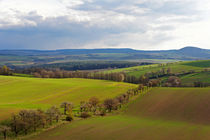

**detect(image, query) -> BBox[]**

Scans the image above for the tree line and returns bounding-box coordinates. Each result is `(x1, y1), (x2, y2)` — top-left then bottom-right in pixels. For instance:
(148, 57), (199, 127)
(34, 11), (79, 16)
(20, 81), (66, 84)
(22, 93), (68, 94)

(33, 69), (126, 82)
(0, 65), (13, 76)
(3, 64), (210, 87)
(32, 61), (150, 71)
(32, 69), (183, 87)
(12, 61), (151, 72)
(0, 104), (72, 139)
(32, 68), (210, 87)
(79, 85), (147, 118)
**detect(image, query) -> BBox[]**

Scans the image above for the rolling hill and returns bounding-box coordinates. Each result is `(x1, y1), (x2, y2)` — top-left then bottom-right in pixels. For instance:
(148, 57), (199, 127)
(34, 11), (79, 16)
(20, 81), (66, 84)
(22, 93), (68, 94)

(0, 47), (209, 67)
(0, 76), (136, 121)
(106, 60), (210, 86)
(107, 60), (210, 77)
(29, 87), (210, 140)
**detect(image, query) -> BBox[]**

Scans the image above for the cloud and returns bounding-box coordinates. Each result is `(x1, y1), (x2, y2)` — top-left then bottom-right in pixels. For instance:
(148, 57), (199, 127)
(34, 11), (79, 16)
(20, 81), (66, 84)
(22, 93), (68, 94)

(0, 0), (209, 50)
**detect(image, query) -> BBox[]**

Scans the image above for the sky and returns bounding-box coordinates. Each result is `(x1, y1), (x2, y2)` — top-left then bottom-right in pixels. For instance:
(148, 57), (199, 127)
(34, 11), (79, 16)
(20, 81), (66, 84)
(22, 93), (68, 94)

(0, 0), (210, 50)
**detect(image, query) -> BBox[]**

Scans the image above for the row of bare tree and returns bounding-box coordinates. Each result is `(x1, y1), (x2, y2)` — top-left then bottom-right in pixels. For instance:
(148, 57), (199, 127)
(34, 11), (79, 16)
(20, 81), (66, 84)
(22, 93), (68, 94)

(34, 70), (126, 82)
(78, 84), (147, 118)
(33, 69), (185, 87)
(0, 102), (75, 139)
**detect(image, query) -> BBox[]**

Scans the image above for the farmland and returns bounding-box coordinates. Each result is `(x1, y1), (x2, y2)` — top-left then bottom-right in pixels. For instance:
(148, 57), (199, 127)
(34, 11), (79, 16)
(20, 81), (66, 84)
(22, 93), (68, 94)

(0, 1), (210, 139)
(0, 60), (210, 140)
(107, 60), (210, 77)
(0, 76), (136, 121)
(180, 71), (210, 85)
(30, 88), (210, 140)
(105, 60), (210, 86)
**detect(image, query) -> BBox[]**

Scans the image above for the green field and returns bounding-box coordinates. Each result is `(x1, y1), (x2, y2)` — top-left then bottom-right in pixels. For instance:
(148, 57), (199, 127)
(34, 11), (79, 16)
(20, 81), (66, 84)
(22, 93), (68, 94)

(180, 71), (210, 85)
(30, 88), (210, 140)
(0, 76), (136, 121)
(183, 60), (210, 67)
(107, 60), (210, 77)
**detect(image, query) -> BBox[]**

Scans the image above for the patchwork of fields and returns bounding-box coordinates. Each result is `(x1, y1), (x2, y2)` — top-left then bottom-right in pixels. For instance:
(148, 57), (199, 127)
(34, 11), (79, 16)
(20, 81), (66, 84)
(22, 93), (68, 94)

(0, 60), (210, 140)
(0, 76), (136, 121)
(30, 88), (210, 140)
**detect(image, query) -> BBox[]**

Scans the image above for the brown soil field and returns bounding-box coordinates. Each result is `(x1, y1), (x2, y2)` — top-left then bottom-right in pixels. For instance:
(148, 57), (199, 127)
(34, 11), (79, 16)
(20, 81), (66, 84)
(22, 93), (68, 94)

(28, 87), (210, 140)
(127, 88), (210, 124)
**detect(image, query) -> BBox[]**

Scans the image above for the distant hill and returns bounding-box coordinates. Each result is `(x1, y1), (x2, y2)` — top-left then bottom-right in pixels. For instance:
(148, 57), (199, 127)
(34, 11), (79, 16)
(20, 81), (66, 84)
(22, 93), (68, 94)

(0, 46), (209, 55)
(0, 47), (209, 66)
(0, 48), (138, 56)
(177, 46), (210, 58)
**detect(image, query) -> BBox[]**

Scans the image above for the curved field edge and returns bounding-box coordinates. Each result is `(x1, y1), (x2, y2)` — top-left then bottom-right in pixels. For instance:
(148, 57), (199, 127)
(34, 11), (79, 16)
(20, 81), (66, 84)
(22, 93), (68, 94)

(0, 76), (136, 121)
(29, 87), (210, 140)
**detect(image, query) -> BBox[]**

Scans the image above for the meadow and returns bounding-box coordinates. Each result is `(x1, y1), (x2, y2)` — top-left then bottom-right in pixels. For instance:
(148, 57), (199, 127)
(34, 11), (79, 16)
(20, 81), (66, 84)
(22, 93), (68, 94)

(0, 76), (136, 121)
(29, 87), (210, 140)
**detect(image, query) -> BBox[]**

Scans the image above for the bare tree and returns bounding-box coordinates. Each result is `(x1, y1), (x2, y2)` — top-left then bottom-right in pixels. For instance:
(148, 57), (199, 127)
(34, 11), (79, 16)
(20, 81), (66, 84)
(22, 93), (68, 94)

(37, 109), (47, 128)
(46, 106), (61, 125)
(166, 76), (181, 87)
(89, 97), (100, 112)
(60, 102), (74, 115)
(10, 114), (22, 137)
(0, 125), (10, 139)
(103, 99), (118, 112)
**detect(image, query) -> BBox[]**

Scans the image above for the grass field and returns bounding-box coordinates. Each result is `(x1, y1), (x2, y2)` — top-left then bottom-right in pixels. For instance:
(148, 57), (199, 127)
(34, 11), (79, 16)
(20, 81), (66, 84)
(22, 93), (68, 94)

(183, 60), (210, 67)
(180, 71), (210, 85)
(0, 76), (136, 121)
(30, 88), (210, 140)
(107, 60), (210, 78)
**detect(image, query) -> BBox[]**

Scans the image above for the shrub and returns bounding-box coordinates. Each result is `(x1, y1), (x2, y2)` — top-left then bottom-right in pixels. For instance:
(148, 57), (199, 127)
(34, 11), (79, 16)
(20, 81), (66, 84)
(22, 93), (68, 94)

(94, 110), (106, 116)
(66, 114), (73, 122)
(103, 99), (119, 112)
(166, 76), (181, 87)
(80, 112), (91, 119)
(0, 125), (10, 140)
(89, 97), (100, 112)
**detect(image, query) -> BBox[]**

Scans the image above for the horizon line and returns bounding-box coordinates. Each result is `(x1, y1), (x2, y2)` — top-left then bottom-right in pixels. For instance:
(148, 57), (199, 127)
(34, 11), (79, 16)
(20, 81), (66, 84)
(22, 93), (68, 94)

(0, 46), (208, 52)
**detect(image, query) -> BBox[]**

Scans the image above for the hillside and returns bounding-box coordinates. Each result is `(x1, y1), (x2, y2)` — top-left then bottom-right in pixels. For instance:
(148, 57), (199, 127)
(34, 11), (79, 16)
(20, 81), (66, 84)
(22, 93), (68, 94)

(180, 71), (210, 85)
(108, 60), (210, 76)
(127, 88), (210, 124)
(106, 60), (210, 86)
(0, 76), (136, 121)
(30, 88), (210, 140)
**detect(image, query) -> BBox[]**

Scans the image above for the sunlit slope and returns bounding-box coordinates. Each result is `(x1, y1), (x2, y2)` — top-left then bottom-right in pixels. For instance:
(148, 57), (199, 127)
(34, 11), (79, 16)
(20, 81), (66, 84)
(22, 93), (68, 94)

(180, 71), (210, 85)
(107, 60), (210, 77)
(0, 76), (136, 120)
(30, 87), (210, 140)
